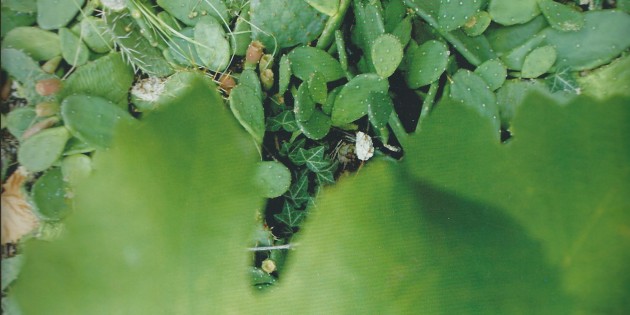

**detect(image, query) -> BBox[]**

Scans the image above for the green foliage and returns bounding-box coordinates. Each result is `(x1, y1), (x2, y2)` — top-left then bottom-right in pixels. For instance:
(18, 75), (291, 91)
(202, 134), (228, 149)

(331, 73), (389, 126)
(156, 0), (228, 26)
(78, 16), (114, 53)
(1, 26), (60, 61)
(287, 46), (345, 82)
(489, 0), (541, 25)
(59, 27), (88, 66)
(538, 0), (584, 31)
(36, 0), (85, 30)
(521, 45), (556, 79)
(474, 58), (507, 91)
(32, 167), (72, 220)
(404, 39), (449, 88)
(61, 95), (136, 149)
(463, 11), (491, 37)
(370, 34), (403, 78)
(17, 127), (69, 172)
(449, 69), (500, 133)
(194, 16), (231, 72)
(254, 161), (292, 198)
(229, 85), (265, 145)
(296, 108), (332, 140)
(250, 0), (328, 51)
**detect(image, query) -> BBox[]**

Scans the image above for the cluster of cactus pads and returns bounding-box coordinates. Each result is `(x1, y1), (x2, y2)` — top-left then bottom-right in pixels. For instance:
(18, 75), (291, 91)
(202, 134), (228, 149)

(1, 0), (629, 294)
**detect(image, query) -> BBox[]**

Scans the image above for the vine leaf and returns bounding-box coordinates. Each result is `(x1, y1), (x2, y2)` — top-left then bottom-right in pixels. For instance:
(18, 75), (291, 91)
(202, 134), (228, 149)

(274, 202), (305, 228)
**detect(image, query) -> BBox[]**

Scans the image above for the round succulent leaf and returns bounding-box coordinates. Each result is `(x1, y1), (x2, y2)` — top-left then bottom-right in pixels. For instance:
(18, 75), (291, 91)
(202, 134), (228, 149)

(254, 161), (292, 198)
(437, 0), (483, 31)
(405, 40), (449, 89)
(18, 127), (70, 173)
(368, 92), (394, 129)
(61, 154), (92, 187)
(61, 95), (136, 149)
(541, 10), (630, 71)
(322, 85), (342, 116)
(79, 16), (114, 53)
(331, 74), (389, 126)
(308, 71), (327, 104)
(538, 0), (584, 32)
(6, 107), (37, 139)
(228, 85), (265, 145)
(474, 59), (507, 91)
(371, 34), (403, 78)
(489, 0), (541, 26)
(278, 54), (291, 95)
(294, 83), (316, 122)
(32, 167), (72, 220)
(194, 16), (231, 72)
(37, 0), (85, 30)
(168, 28), (204, 67)
(250, 0), (328, 50)
(463, 11), (492, 37)
(522, 45), (556, 79)
(287, 46), (344, 82)
(59, 28), (88, 66)
(1, 27), (61, 61)
(296, 109), (332, 140)
(450, 69), (500, 133)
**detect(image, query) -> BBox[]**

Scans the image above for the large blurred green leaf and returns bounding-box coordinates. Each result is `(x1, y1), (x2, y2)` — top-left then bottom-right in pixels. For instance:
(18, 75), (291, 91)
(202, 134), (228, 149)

(15, 82), (629, 314)
(14, 75), (262, 313)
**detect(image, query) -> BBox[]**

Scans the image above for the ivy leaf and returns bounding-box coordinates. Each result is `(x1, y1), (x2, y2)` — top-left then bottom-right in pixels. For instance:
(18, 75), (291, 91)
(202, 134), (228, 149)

(266, 111), (298, 132)
(545, 67), (581, 94)
(274, 202), (305, 228)
(315, 162), (337, 185)
(284, 170), (310, 207)
(281, 137), (306, 159)
(290, 146), (331, 172)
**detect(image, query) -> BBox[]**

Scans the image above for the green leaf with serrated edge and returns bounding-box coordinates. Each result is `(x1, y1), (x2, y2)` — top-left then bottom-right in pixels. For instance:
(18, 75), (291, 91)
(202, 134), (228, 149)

(229, 85), (265, 145)
(308, 72), (327, 105)
(37, 0), (85, 30)
(522, 45), (556, 79)
(489, 0), (540, 26)
(450, 69), (500, 134)
(194, 16), (231, 72)
(332, 74), (389, 126)
(14, 76), (261, 314)
(288, 46), (344, 82)
(371, 34), (403, 78)
(474, 59), (507, 91)
(274, 202), (305, 228)
(61, 95), (136, 149)
(368, 92), (393, 129)
(538, 0), (584, 32)
(32, 167), (72, 220)
(267, 111), (298, 132)
(18, 127), (70, 173)
(59, 52), (134, 104)
(577, 54), (630, 100)
(284, 170), (310, 207)
(59, 27), (88, 66)
(278, 54), (291, 95)
(1, 27), (60, 61)
(254, 161), (292, 198)
(296, 109), (332, 140)
(405, 40), (449, 89)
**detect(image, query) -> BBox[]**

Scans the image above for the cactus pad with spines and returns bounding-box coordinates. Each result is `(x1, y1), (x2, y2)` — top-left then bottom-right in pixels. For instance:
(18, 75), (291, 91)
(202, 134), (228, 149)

(405, 39), (449, 89)
(194, 16), (231, 72)
(371, 34), (403, 78)
(287, 46), (344, 82)
(32, 168), (72, 220)
(37, 0), (85, 30)
(437, 0), (483, 31)
(18, 127), (70, 173)
(156, 0), (228, 27)
(538, 0), (584, 32)
(229, 85), (265, 145)
(250, 0), (328, 51)
(488, 0), (540, 26)
(521, 45), (556, 79)
(254, 161), (292, 198)
(296, 108), (331, 140)
(331, 74), (389, 126)
(367, 92), (394, 129)
(294, 83), (316, 122)
(474, 59), (507, 91)
(450, 69), (500, 134)
(79, 17), (114, 53)
(307, 71), (327, 105)
(59, 28), (88, 66)
(2, 27), (61, 61)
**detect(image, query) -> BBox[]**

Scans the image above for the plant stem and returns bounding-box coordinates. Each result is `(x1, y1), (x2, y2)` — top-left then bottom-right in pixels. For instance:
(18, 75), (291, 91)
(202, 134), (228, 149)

(316, 0), (352, 50)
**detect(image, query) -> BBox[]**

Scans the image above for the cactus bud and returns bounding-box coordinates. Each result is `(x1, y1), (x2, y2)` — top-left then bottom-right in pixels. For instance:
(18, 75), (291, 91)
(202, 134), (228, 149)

(219, 74), (236, 95)
(245, 40), (265, 68)
(261, 259), (276, 274)
(35, 102), (60, 117)
(42, 56), (63, 74)
(260, 69), (274, 91)
(259, 54), (274, 71)
(35, 78), (62, 96)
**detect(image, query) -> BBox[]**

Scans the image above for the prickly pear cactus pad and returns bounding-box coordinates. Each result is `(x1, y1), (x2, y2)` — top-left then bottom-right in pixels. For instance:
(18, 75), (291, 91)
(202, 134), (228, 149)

(1, 0), (629, 314)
